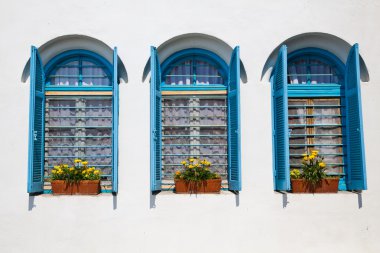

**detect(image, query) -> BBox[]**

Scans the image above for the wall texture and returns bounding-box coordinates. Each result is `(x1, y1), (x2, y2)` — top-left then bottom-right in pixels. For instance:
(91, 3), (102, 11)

(0, 0), (379, 252)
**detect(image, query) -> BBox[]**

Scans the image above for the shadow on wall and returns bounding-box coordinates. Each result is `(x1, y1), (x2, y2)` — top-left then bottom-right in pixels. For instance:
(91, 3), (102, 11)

(21, 34), (128, 84)
(261, 32), (370, 82)
(142, 33), (248, 83)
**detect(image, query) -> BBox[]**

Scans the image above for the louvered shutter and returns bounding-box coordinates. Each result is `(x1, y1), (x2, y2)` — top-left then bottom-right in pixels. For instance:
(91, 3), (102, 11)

(150, 47), (162, 191)
(345, 44), (367, 190)
(227, 47), (242, 191)
(27, 46), (45, 193)
(112, 47), (119, 193)
(272, 45), (290, 191)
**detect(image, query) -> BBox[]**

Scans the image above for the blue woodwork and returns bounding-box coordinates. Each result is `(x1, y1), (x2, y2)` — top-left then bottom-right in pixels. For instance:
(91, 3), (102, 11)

(150, 46), (162, 192)
(344, 44), (367, 190)
(112, 47), (119, 193)
(28, 46), (45, 193)
(227, 47), (242, 191)
(271, 45), (290, 191)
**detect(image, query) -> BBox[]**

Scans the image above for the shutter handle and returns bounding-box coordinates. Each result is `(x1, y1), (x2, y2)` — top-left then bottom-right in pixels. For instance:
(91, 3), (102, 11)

(33, 131), (38, 141)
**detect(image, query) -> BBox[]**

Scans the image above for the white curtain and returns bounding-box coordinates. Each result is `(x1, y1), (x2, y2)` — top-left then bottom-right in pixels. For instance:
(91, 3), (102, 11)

(162, 97), (228, 180)
(165, 60), (223, 85)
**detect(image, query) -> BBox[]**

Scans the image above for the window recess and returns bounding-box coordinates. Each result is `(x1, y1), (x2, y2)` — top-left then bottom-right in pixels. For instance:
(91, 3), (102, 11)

(161, 95), (228, 190)
(44, 95), (114, 193)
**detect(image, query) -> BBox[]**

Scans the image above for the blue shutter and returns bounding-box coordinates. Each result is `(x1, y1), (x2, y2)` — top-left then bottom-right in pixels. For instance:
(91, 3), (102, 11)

(272, 45), (290, 191)
(27, 46), (45, 193)
(227, 47), (241, 191)
(112, 47), (119, 193)
(150, 47), (162, 191)
(345, 44), (367, 190)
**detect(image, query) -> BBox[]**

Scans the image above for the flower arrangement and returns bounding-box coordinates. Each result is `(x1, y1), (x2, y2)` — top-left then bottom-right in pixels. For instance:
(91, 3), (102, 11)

(174, 157), (220, 182)
(51, 159), (101, 183)
(290, 150), (328, 186)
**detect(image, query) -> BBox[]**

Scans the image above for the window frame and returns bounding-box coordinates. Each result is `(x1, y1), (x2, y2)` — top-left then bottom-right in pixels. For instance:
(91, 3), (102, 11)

(27, 47), (119, 194)
(150, 47), (241, 193)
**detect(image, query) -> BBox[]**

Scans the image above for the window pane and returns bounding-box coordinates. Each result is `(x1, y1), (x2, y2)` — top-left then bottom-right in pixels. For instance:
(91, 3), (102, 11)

(164, 59), (224, 86)
(44, 96), (113, 192)
(288, 98), (344, 175)
(288, 57), (342, 85)
(161, 96), (228, 188)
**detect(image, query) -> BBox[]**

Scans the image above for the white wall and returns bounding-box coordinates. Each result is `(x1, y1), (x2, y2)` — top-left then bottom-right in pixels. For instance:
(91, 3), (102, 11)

(0, 0), (380, 252)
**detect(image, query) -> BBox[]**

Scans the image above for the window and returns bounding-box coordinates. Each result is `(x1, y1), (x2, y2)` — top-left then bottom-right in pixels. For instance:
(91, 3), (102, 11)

(27, 47), (119, 194)
(150, 47), (241, 192)
(271, 45), (367, 191)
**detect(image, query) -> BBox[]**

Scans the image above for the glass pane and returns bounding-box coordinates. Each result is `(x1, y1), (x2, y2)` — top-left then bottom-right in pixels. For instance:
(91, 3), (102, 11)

(44, 96), (113, 191)
(161, 96), (228, 185)
(288, 56), (342, 85)
(164, 59), (224, 86)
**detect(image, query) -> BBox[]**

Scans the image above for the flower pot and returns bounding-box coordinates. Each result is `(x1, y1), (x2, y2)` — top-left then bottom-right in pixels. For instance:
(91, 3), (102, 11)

(291, 178), (340, 193)
(174, 179), (221, 194)
(51, 180), (100, 195)
(51, 180), (79, 195)
(78, 180), (100, 195)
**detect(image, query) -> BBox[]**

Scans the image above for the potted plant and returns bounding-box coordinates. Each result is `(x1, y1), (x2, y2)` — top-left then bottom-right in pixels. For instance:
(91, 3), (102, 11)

(290, 150), (339, 193)
(174, 157), (221, 194)
(51, 159), (101, 195)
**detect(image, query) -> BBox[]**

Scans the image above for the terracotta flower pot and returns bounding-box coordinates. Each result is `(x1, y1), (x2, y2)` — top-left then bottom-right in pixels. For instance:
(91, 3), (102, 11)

(51, 180), (100, 195)
(175, 179), (221, 194)
(51, 180), (79, 195)
(291, 178), (340, 193)
(78, 180), (101, 195)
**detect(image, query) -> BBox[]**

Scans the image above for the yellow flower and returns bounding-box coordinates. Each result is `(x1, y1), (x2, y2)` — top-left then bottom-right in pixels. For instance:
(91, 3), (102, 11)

(63, 164), (69, 168)
(74, 159), (82, 163)
(303, 156), (309, 161)
(94, 170), (100, 175)
(54, 166), (60, 170)
(189, 158), (195, 163)
(188, 165), (194, 169)
(181, 161), (187, 165)
(319, 162), (326, 168)
(312, 150), (319, 155)
(309, 155), (315, 160)
(82, 170), (86, 174)
(51, 169), (56, 174)
(175, 171), (181, 175)
(201, 160), (207, 165)
(69, 167), (74, 171)
(88, 167), (94, 171)
(82, 161), (88, 165)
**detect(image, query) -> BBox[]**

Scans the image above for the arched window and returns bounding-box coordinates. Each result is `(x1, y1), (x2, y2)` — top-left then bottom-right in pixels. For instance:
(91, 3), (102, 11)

(27, 48), (119, 194)
(150, 48), (241, 192)
(271, 45), (367, 192)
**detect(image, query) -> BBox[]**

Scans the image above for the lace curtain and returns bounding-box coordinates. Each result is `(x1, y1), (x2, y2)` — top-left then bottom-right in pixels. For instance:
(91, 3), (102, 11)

(288, 98), (343, 174)
(162, 96), (228, 181)
(45, 97), (113, 187)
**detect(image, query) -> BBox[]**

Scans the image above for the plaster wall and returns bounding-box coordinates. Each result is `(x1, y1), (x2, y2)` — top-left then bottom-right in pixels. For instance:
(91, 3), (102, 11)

(0, 0), (379, 252)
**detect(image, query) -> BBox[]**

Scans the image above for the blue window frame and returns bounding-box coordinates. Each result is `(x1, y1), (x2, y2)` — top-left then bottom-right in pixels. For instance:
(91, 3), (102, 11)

(150, 47), (241, 192)
(271, 45), (367, 191)
(27, 47), (119, 194)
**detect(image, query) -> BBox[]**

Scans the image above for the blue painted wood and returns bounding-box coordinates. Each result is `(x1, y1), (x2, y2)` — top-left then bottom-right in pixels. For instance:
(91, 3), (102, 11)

(227, 46), (241, 191)
(112, 47), (119, 193)
(150, 46), (162, 191)
(271, 45), (290, 191)
(345, 44), (367, 190)
(28, 46), (45, 193)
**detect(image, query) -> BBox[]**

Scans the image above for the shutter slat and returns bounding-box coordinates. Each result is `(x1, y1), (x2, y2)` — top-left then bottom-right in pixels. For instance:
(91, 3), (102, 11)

(345, 44), (367, 190)
(150, 47), (162, 191)
(28, 46), (45, 193)
(112, 47), (119, 193)
(272, 45), (290, 191)
(227, 47), (241, 191)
